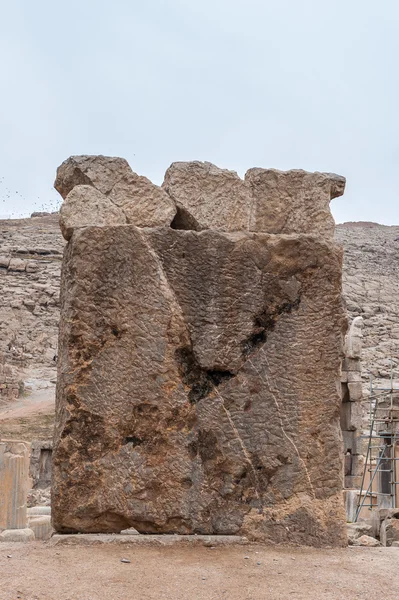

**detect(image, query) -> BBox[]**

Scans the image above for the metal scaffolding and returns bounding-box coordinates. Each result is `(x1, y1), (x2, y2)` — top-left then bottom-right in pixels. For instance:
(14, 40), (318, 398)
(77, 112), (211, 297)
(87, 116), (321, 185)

(355, 368), (399, 521)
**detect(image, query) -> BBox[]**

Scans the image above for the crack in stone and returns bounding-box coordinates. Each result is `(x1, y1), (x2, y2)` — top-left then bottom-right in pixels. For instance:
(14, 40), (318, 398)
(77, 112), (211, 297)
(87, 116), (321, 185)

(212, 386), (264, 513)
(242, 298), (301, 357)
(247, 354), (316, 499)
(175, 346), (235, 404)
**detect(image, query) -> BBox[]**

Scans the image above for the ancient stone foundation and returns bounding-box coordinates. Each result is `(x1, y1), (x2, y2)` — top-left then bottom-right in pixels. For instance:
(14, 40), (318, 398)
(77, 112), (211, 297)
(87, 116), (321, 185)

(52, 156), (347, 546)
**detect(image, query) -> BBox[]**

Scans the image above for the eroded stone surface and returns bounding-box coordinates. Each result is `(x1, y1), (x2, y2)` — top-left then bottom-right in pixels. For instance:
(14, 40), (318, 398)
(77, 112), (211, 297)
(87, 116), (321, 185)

(246, 168), (345, 237)
(163, 162), (252, 232)
(0, 528), (35, 542)
(163, 162), (345, 237)
(60, 185), (127, 241)
(55, 155), (133, 199)
(0, 441), (30, 531)
(56, 156), (176, 239)
(52, 225), (346, 546)
(108, 172), (176, 228)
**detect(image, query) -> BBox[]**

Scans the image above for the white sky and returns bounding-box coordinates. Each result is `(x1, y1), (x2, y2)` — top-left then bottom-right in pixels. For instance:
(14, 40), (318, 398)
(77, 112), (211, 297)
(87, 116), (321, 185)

(1, 0), (398, 224)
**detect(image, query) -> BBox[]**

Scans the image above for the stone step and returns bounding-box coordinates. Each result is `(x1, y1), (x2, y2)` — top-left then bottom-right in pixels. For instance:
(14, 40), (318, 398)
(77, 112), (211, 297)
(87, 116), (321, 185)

(50, 534), (249, 547)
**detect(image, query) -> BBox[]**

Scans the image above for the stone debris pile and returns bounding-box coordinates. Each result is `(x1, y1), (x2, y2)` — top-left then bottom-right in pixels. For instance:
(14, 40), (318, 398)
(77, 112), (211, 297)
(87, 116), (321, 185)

(52, 156), (347, 546)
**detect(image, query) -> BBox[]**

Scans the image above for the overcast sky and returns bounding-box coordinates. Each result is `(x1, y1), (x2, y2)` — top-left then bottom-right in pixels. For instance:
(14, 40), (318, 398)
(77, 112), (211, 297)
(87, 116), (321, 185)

(1, 0), (398, 224)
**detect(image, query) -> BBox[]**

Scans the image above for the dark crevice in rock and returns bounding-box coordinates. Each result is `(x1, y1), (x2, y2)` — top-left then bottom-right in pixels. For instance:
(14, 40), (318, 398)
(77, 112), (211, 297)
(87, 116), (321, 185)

(242, 297), (301, 357)
(123, 436), (142, 446)
(170, 204), (202, 231)
(175, 347), (234, 404)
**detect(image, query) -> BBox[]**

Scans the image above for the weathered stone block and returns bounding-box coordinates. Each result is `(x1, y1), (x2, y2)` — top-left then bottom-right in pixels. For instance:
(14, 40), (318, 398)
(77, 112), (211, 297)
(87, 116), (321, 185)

(345, 316), (363, 359)
(245, 168), (345, 237)
(0, 441), (30, 530)
(342, 358), (361, 372)
(0, 256), (10, 268)
(344, 475), (362, 489)
(347, 371), (362, 383)
(28, 515), (53, 540)
(163, 162), (345, 237)
(380, 517), (399, 546)
(8, 258), (26, 272)
(52, 225), (346, 546)
(348, 382), (363, 401)
(30, 440), (52, 489)
(342, 431), (357, 454)
(0, 528), (35, 542)
(340, 402), (363, 432)
(60, 185), (127, 240)
(56, 156), (176, 240)
(352, 534), (380, 546)
(55, 155), (133, 198)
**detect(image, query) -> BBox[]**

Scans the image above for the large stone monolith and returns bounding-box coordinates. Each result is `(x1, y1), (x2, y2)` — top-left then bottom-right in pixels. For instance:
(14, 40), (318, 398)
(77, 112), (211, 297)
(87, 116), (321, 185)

(52, 156), (347, 547)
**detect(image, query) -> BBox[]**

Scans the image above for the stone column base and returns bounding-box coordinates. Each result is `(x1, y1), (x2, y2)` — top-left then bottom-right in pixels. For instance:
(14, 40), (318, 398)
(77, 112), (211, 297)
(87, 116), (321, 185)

(0, 528), (35, 542)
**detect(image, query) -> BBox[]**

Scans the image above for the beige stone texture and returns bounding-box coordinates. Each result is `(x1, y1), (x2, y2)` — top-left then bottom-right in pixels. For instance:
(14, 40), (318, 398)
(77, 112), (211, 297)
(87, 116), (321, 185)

(28, 515), (53, 540)
(163, 161), (345, 237)
(56, 156), (176, 240)
(60, 185), (127, 241)
(52, 225), (346, 546)
(0, 441), (30, 530)
(55, 155), (133, 199)
(8, 258), (26, 272)
(163, 161), (252, 232)
(245, 169), (345, 237)
(335, 223), (399, 386)
(380, 517), (399, 546)
(108, 172), (176, 228)
(345, 316), (363, 359)
(351, 534), (380, 547)
(0, 527), (35, 542)
(347, 382), (363, 401)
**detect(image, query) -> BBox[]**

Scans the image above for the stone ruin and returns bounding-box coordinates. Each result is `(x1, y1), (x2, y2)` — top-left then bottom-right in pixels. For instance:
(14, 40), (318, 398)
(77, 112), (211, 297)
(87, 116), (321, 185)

(0, 353), (22, 405)
(51, 155), (348, 546)
(0, 440), (35, 541)
(340, 317), (365, 521)
(0, 440), (53, 542)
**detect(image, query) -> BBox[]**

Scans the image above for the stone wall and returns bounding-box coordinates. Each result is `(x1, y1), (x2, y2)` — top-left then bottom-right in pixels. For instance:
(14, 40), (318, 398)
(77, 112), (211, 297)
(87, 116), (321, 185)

(335, 223), (399, 384)
(52, 156), (347, 546)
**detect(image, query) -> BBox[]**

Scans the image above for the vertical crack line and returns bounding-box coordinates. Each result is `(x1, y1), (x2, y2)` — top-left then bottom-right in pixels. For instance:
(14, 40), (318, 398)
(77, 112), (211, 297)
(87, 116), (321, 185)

(212, 387), (263, 512)
(248, 354), (316, 499)
(247, 185), (255, 232)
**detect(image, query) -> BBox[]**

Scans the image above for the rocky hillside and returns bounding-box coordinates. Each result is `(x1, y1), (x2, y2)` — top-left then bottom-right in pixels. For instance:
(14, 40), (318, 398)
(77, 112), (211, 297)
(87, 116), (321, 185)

(0, 217), (397, 440)
(335, 223), (399, 384)
(0, 214), (64, 438)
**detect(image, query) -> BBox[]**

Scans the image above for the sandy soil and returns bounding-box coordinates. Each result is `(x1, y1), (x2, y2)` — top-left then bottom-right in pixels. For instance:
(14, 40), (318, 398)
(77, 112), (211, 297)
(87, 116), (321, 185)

(0, 387), (55, 422)
(0, 384), (55, 440)
(0, 542), (397, 600)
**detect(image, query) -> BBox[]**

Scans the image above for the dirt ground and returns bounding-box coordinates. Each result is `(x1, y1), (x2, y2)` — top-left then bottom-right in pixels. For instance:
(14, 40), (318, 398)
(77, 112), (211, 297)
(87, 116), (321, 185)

(0, 542), (398, 600)
(0, 385), (55, 441)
